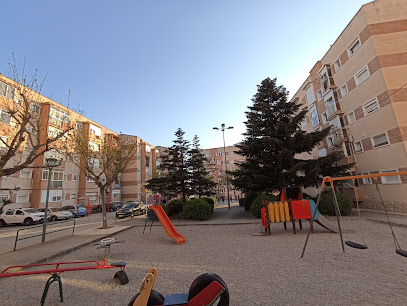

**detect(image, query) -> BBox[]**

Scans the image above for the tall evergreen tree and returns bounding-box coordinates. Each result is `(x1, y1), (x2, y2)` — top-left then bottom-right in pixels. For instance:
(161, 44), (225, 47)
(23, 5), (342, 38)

(188, 135), (217, 197)
(151, 128), (191, 203)
(231, 77), (350, 194)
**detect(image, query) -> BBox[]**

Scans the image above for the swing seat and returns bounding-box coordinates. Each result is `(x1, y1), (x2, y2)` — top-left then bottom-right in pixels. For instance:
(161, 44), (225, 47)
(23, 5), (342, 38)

(345, 241), (368, 249)
(396, 249), (407, 258)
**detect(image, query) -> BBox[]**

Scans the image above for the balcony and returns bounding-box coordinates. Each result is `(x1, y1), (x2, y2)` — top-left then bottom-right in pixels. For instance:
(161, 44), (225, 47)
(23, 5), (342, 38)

(338, 155), (356, 167)
(332, 127), (348, 145)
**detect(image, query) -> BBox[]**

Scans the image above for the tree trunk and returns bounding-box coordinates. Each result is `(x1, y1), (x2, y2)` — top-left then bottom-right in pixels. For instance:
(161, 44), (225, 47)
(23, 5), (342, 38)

(100, 187), (108, 229)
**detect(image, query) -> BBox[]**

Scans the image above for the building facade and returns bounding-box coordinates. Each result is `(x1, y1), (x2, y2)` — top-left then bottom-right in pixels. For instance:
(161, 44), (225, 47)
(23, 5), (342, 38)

(292, 0), (407, 212)
(0, 74), (157, 210)
(201, 146), (244, 201)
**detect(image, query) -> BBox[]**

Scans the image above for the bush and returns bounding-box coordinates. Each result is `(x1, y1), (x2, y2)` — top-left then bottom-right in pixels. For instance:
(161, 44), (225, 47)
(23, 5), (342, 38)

(183, 199), (212, 221)
(250, 193), (280, 218)
(202, 197), (215, 214)
(243, 192), (258, 212)
(318, 190), (353, 216)
(166, 199), (184, 217)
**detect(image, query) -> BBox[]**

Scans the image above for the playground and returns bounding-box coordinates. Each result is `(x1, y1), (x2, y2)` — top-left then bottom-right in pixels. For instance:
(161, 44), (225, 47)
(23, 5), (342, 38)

(1, 204), (406, 305)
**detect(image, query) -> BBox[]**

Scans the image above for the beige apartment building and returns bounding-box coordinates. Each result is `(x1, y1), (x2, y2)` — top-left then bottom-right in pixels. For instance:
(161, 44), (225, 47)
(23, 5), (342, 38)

(201, 146), (244, 201)
(0, 74), (157, 210)
(292, 0), (407, 212)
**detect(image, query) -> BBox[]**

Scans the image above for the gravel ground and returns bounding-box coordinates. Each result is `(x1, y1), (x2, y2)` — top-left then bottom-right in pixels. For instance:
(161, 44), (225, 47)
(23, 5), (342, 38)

(1, 217), (407, 305)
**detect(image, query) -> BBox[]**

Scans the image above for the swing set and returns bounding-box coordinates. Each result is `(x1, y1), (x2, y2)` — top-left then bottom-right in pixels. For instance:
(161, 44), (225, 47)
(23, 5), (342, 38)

(301, 171), (407, 258)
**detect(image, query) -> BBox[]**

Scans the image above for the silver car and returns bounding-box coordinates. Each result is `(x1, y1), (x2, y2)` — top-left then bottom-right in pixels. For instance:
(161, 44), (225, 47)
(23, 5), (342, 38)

(40, 207), (73, 221)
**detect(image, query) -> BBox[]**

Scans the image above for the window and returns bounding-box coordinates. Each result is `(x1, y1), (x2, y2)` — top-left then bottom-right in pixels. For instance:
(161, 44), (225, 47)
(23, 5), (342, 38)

(347, 112), (356, 124)
(41, 190), (62, 202)
(206, 153), (211, 158)
(16, 194), (29, 203)
(318, 148), (327, 157)
(327, 136), (334, 148)
(380, 170), (401, 184)
(0, 81), (16, 100)
(305, 84), (316, 107)
(112, 191), (120, 198)
(87, 175), (95, 182)
(321, 112), (328, 124)
(301, 118), (307, 128)
(363, 98), (379, 116)
(309, 106), (319, 127)
(48, 126), (63, 138)
(216, 152), (222, 156)
(354, 141), (363, 153)
(42, 170), (64, 188)
(70, 193), (78, 200)
(20, 169), (32, 179)
(348, 37), (361, 57)
(145, 145), (151, 153)
(372, 133), (389, 148)
(334, 59), (341, 71)
(319, 65), (334, 93)
(72, 174), (79, 181)
(0, 194), (9, 202)
(89, 124), (101, 137)
(354, 66), (370, 86)
(316, 90), (322, 101)
(0, 109), (11, 125)
(30, 104), (40, 113)
(0, 136), (8, 150)
(219, 188), (224, 193)
(6, 210), (14, 215)
(23, 146), (31, 155)
(340, 84), (348, 97)
(76, 122), (83, 130)
(88, 141), (100, 151)
(88, 158), (100, 168)
(361, 173), (372, 184)
(325, 96), (337, 117)
(49, 106), (69, 127)
(217, 160), (222, 165)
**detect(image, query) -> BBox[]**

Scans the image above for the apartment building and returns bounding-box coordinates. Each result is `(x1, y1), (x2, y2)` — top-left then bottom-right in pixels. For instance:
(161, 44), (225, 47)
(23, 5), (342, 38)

(0, 74), (157, 209)
(292, 0), (407, 212)
(201, 146), (244, 201)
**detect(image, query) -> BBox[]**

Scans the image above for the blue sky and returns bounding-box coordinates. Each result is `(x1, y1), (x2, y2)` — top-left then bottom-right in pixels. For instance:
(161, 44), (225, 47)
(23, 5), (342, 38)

(1, 0), (369, 149)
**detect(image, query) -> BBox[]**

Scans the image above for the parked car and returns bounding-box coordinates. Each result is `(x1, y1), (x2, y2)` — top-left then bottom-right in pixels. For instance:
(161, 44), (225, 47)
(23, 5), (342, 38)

(106, 201), (124, 212)
(116, 202), (146, 219)
(61, 205), (87, 218)
(39, 207), (73, 221)
(0, 208), (47, 226)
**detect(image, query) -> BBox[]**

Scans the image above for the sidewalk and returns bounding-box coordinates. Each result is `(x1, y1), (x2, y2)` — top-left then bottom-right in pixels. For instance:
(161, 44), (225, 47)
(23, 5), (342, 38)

(0, 203), (406, 272)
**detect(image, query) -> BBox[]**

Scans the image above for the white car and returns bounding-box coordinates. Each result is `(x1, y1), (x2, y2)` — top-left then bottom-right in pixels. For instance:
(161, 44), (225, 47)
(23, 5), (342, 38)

(40, 207), (73, 221)
(0, 208), (47, 226)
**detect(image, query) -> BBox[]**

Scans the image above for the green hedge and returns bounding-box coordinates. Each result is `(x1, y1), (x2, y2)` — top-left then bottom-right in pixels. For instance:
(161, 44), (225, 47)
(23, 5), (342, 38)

(166, 199), (184, 217)
(183, 199), (212, 221)
(318, 190), (353, 216)
(243, 192), (258, 212)
(202, 197), (215, 214)
(251, 193), (280, 218)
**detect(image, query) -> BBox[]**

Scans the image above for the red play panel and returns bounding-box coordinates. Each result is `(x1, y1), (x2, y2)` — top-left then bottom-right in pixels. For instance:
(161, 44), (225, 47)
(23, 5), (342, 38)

(291, 200), (311, 220)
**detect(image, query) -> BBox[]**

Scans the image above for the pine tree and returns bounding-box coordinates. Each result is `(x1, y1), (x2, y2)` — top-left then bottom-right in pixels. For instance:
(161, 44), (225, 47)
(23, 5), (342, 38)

(188, 135), (217, 197)
(152, 128), (191, 203)
(231, 77), (350, 194)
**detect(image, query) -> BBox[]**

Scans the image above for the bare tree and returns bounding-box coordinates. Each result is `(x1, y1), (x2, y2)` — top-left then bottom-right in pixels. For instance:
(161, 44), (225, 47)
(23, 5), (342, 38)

(0, 60), (77, 177)
(67, 130), (138, 229)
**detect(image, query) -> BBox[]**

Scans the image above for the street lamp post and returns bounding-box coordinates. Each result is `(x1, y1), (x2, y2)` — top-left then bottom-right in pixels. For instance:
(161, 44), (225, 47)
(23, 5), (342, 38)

(213, 123), (234, 210)
(41, 157), (60, 243)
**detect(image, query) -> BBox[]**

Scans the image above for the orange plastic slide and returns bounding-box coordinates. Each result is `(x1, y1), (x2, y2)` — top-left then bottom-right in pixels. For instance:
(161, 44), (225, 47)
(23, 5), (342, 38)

(149, 205), (186, 245)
